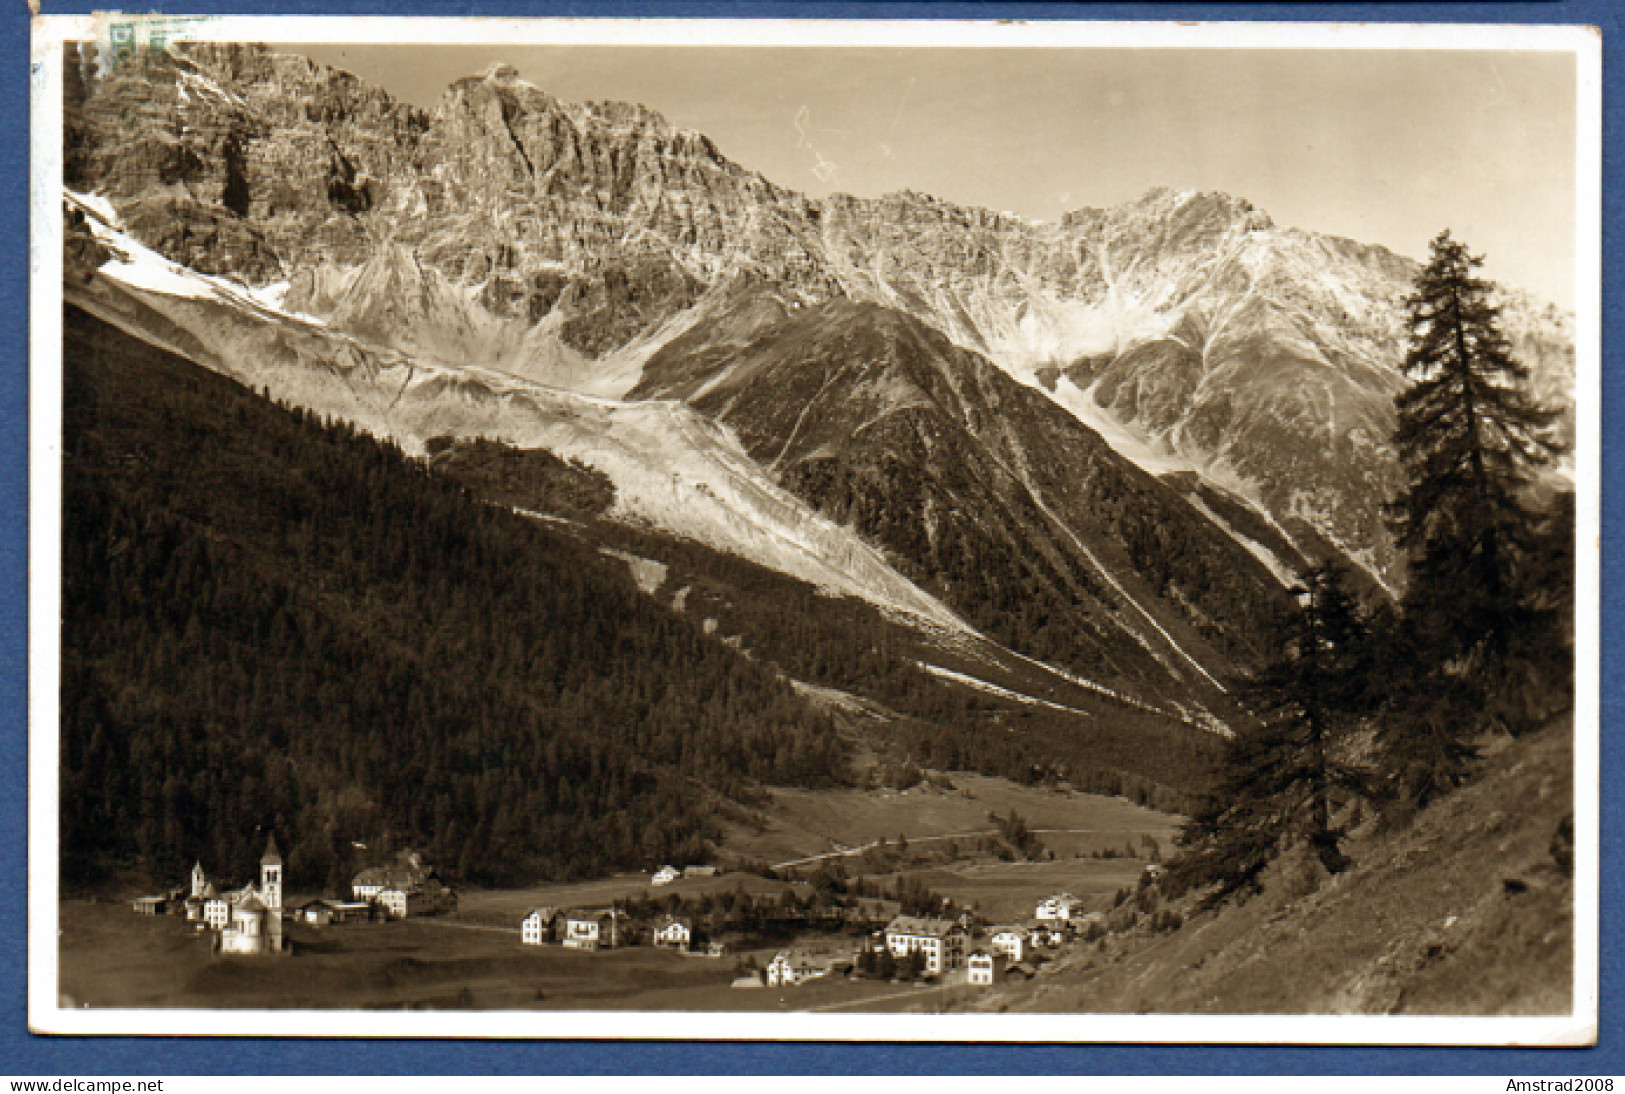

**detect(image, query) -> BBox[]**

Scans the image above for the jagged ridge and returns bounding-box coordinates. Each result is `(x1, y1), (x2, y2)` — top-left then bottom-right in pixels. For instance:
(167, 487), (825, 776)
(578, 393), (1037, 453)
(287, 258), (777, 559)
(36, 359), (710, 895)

(64, 40), (1574, 588)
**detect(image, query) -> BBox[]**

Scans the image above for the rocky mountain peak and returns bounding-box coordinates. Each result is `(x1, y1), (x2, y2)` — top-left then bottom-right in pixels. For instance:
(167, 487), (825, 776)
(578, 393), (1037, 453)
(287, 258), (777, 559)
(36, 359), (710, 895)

(67, 42), (1573, 592)
(479, 61), (524, 82)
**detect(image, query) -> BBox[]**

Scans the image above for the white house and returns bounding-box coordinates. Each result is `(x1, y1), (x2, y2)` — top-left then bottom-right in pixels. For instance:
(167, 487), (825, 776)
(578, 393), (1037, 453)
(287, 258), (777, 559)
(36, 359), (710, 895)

(351, 851), (434, 903)
(765, 951), (836, 987)
(883, 915), (966, 975)
(1029, 921), (1067, 948)
(966, 949), (1005, 986)
(204, 896), (231, 930)
(651, 916), (692, 949)
(765, 951), (796, 987)
(651, 865), (681, 886)
(988, 926), (1027, 962)
(360, 864), (451, 916)
(521, 907), (560, 946)
(377, 888), (412, 919)
(1036, 893), (1082, 922)
(561, 909), (621, 951)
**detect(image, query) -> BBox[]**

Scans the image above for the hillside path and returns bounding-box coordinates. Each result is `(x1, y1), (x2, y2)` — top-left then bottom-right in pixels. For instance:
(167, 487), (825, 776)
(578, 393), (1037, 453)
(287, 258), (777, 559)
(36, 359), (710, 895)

(771, 826), (1120, 869)
(805, 982), (956, 1012)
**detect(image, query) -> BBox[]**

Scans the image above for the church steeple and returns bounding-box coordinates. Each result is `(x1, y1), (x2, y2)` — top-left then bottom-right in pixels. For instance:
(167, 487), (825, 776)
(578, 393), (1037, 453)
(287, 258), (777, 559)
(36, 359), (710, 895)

(259, 834), (283, 910)
(191, 861), (206, 899)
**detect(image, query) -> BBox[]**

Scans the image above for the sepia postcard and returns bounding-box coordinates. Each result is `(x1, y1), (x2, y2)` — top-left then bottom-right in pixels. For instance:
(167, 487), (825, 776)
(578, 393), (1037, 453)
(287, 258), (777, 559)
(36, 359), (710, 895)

(28, 15), (1601, 1043)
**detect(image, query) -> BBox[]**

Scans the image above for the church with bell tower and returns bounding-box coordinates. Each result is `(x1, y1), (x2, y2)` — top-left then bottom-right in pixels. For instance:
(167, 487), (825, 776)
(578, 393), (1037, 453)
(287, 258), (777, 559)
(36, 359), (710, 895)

(190, 832), (288, 956)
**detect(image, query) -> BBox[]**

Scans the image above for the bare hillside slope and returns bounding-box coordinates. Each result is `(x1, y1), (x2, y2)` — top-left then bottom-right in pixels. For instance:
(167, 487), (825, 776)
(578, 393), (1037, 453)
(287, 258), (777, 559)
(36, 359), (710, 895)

(983, 715), (1575, 1016)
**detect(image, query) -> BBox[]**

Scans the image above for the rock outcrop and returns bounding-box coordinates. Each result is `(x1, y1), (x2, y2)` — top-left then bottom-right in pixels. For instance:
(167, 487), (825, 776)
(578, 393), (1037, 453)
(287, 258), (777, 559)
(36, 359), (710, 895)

(66, 41), (1575, 586)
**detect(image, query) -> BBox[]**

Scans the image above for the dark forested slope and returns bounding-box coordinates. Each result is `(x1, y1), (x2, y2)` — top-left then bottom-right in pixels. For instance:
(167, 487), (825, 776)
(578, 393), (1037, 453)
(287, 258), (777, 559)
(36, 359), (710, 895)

(638, 295), (1293, 706)
(60, 305), (844, 892)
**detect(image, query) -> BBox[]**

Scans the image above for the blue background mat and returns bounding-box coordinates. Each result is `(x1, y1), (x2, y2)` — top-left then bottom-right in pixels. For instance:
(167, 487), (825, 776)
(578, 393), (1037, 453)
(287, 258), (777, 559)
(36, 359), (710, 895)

(5, 0), (1617, 1074)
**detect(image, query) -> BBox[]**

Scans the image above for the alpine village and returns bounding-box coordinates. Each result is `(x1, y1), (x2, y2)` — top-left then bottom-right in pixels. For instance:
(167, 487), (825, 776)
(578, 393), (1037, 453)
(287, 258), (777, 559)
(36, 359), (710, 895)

(57, 41), (1577, 1014)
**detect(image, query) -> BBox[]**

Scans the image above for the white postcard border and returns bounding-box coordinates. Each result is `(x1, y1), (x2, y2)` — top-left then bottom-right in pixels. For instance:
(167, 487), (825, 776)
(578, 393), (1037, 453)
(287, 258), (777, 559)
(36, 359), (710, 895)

(27, 14), (1603, 1045)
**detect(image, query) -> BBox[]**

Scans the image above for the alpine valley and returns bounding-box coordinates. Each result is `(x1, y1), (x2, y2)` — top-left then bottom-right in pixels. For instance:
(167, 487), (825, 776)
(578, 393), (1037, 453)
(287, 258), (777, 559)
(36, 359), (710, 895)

(60, 40), (1574, 915)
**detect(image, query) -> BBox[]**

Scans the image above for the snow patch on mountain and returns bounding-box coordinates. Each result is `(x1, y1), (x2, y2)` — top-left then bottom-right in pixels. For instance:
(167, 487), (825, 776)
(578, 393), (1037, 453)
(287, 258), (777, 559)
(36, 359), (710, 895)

(64, 193), (980, 641)
(80, 217), (224, 302)
(787, 678), (891, 721)
(1043, 375), (1194, 477)
(916, 663), (1096, 718)
(599, 548), (668, 595)
(1183, 493), (1300, 590)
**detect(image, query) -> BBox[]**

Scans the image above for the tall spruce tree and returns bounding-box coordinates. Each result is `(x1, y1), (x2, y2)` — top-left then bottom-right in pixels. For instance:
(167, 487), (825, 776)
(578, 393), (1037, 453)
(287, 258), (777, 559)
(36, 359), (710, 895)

(1383, 231), (1564, 796)
(1171, 563), (1372, 905)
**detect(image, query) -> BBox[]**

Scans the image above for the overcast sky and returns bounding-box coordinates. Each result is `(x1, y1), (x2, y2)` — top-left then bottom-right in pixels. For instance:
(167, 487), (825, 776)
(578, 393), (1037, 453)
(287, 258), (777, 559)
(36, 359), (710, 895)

(285, 43), (1579, 309)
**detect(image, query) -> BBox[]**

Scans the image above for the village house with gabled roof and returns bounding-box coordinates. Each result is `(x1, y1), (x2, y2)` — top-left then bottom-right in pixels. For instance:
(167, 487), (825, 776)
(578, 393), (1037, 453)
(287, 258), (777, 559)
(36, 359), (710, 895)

(561, 908), (622, 950)
(376, 879), (455, 919)
(706, 931), (746, 958)
(1028, 920), (1067, 948)
(521, 906), (561, 946)
(203, 895), (231, 930)
(765, 950), (839, 987)
(1004, 960), (1038, 981)
(1036, 893), (1083, 923)
(883, 914), (966, 975)
(966, 948), (1005, 986)
(651, 915), (692, 950)
(287, 896), (375, 926)
(351, 850), (432, 902)
(987, 924), (1029, 962)
(765, 951), (796, 987)
(351, 850), (454, 919)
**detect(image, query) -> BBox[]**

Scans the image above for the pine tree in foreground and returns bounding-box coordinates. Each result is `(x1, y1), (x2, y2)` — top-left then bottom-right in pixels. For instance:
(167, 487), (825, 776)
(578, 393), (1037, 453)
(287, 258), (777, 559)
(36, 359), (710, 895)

(1171, 563), (1373, 906)
(1382, 231), (1566, 802)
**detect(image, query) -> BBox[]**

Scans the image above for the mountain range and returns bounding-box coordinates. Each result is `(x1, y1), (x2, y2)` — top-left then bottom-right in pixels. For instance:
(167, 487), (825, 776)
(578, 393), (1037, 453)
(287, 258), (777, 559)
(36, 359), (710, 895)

(63, 40), (1575, 741)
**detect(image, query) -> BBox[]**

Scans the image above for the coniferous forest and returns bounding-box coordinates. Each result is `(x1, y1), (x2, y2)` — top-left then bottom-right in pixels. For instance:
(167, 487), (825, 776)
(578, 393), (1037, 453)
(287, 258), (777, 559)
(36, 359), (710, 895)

(60, 232), (1571, 911)
(1168, 233), (1575, 906)
(61, 303), (1221, 896)
(60, 305), (846, 891)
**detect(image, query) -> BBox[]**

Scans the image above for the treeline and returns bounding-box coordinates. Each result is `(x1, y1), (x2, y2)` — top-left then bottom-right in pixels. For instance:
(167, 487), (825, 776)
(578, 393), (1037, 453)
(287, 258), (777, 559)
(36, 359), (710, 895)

(608, 864), (953, 937)
(60, 306), (846, 892)
(887, 708), (1215, 816)
(1170, 232), (1575, 907)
